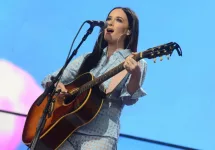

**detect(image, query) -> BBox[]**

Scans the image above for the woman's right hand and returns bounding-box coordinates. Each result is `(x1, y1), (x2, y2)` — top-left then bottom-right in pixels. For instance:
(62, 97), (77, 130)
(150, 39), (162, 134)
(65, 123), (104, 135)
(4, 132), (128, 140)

(55, 82), (68, 93)
(45, 81), (68, 93)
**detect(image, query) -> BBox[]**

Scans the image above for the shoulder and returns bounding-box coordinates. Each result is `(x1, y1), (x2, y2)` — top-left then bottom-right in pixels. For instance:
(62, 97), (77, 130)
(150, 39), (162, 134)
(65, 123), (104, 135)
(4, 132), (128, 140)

(79, 52), (91, 59)
(72, 52), (91, 62)
(139, 59), (147, 65)
(139, 59), (147, 69)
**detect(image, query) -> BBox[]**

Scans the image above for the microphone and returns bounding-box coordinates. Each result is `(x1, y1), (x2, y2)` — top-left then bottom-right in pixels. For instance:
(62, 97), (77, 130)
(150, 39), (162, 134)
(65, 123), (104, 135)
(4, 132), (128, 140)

(86, 20), (108, 29)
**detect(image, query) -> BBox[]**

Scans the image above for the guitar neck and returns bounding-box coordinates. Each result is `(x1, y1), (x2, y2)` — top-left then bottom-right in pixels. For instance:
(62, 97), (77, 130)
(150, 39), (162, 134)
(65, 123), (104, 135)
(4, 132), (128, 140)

(78, 41), (182, 94)
(78, 52), (143, 93)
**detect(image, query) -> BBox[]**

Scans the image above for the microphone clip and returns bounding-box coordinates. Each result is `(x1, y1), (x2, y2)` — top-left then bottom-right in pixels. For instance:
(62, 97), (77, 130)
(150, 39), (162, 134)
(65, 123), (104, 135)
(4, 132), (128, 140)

(86, 20), (107, 29)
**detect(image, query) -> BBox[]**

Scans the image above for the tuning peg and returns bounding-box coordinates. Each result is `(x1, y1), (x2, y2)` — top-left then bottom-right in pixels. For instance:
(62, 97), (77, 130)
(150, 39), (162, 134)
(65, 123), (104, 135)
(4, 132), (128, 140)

(153, 58), (156, 63)
(160, 56), (163, 61)
(166, 55), (170, 60)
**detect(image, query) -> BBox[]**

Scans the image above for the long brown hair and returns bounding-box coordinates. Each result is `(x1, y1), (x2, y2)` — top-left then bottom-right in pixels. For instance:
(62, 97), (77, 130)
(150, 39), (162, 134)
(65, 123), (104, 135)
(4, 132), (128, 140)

(77, 7), (139, 76)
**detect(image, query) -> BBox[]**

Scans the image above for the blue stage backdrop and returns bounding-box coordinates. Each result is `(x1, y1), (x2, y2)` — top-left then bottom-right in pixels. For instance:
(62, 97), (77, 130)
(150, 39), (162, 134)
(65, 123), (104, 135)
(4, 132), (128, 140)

(0, 0), (214, 150)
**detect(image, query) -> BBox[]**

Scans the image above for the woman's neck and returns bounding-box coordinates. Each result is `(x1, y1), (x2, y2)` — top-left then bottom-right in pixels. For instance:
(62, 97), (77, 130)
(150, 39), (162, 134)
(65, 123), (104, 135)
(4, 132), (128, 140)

(107, 42), (124, 58)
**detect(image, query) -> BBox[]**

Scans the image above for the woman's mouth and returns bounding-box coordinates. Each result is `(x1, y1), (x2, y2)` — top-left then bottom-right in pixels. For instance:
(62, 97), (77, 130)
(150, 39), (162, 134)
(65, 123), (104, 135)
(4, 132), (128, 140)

(106, 28), (114, 34)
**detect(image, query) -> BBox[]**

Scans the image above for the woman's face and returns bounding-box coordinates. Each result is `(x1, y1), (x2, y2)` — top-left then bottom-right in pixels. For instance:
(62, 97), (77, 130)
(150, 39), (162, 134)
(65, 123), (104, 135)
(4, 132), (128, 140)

(104, 8), (129, 45)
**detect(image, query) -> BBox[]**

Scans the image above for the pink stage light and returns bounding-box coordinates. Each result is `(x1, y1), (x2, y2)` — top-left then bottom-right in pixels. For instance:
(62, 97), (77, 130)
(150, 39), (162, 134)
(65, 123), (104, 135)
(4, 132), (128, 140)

(0, 59), (43, 150)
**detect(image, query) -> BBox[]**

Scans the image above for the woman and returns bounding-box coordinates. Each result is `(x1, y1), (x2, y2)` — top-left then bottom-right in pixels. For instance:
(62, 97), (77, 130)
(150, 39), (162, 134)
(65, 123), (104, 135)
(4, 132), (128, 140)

(42, 6), (147, 150)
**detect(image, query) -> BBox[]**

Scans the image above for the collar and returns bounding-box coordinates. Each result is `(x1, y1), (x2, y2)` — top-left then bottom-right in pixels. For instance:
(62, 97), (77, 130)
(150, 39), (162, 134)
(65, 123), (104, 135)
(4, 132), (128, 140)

(102, 47), (132, 59)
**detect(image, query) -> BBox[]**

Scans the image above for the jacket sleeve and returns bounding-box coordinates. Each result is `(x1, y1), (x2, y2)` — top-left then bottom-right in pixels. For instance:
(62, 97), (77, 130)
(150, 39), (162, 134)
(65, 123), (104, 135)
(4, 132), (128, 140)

(120, 59), (147, 105)
(41, 53), (89, 88)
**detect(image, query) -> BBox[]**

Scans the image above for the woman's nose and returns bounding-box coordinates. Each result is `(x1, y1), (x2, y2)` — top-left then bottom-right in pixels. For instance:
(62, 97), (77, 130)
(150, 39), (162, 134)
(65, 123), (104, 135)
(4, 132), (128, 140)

(107, 19), (114, 26)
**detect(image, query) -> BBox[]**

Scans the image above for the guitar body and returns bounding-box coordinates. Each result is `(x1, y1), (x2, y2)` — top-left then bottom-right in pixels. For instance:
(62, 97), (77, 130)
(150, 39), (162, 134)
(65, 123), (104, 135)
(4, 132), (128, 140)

(22, 72), (105, 150)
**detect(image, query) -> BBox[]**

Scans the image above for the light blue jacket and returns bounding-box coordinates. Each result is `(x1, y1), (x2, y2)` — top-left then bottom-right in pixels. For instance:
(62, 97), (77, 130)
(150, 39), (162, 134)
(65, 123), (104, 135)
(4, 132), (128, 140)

(41, 47), (147, 139)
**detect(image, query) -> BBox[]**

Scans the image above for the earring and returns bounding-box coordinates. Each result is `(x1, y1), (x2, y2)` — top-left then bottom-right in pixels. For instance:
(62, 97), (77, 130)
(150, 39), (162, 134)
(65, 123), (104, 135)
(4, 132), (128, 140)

(127, 30), (131, 35)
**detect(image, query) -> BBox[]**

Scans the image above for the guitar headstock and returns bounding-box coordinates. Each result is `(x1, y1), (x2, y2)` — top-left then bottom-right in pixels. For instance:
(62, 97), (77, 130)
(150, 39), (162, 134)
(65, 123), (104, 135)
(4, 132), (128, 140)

(140, 42), (182, 63)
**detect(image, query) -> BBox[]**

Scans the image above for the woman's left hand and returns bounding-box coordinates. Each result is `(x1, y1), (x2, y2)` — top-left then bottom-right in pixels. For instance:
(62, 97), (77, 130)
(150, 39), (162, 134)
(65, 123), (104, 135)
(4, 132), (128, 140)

(123, 53), (141, 76)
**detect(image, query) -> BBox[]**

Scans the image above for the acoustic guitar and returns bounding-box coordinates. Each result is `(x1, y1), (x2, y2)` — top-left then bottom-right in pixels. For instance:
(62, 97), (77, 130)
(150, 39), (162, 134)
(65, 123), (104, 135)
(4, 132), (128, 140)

(22, 42), (182, 149)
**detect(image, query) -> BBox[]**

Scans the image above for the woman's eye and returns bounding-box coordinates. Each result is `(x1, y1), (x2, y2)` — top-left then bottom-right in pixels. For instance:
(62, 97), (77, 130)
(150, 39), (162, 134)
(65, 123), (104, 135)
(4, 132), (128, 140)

(116, 18), (122, 22)
(106, 17), (111, 21)
(106, 17), (122, 23)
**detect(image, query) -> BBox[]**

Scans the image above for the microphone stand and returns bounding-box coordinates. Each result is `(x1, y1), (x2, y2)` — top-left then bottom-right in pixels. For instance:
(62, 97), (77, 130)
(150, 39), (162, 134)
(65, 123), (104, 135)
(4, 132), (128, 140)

(29, 24), (95, 150)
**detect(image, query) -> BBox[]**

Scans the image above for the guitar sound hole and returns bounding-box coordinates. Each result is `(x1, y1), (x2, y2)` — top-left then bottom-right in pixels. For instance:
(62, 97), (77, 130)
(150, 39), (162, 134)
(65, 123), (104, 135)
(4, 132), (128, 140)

(64, 93), (77, 105)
